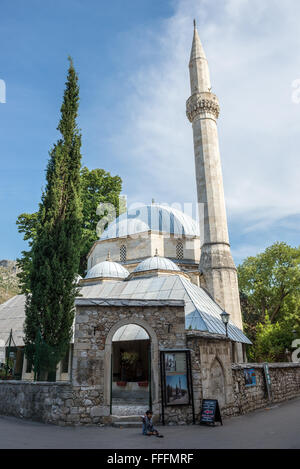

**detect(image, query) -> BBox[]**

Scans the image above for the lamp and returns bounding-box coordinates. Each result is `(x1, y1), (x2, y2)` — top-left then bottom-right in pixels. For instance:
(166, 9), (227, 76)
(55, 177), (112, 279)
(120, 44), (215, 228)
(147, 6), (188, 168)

(220, 311), (230, 338)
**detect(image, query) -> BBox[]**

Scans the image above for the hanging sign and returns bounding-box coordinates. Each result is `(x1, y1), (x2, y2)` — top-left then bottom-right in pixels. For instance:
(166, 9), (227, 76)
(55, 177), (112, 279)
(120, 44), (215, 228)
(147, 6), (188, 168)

(200, 399), (223, 426)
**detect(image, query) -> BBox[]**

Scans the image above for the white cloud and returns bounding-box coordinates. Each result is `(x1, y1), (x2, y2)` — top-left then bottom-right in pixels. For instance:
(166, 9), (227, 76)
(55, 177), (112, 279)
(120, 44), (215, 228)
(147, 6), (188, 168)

(108, 0), (300, 257)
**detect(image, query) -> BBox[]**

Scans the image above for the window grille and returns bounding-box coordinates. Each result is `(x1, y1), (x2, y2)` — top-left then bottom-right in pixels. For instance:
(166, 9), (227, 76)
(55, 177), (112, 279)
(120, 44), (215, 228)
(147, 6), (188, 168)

(120, 245), (127, 262)
(176, 242), (184, 260)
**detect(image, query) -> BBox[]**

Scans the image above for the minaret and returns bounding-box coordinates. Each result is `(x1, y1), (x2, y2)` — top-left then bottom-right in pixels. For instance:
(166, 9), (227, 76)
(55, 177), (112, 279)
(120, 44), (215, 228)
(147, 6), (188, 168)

(186, 21), (243, 330)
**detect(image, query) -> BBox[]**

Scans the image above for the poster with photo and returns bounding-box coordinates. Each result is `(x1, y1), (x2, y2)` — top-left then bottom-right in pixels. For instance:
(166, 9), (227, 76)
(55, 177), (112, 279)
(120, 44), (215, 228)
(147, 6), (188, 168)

(163, 351), (190, 406)
(244, 368), (257, 387)
(165, 373), (189, 405)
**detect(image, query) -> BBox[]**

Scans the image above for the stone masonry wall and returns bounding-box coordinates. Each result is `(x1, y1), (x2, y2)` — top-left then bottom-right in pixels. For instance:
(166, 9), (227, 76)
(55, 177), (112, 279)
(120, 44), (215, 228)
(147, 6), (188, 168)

(0, 381), (74, 425)
(228, 363), (300, 417)
(71, 302), (187, 425)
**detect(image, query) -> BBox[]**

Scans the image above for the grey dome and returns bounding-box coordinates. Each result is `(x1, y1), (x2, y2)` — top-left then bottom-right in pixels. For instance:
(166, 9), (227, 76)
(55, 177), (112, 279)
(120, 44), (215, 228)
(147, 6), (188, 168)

(85, 261), (129, 280)
(100, 204), (200, 240)
(134, 256), (180, 273)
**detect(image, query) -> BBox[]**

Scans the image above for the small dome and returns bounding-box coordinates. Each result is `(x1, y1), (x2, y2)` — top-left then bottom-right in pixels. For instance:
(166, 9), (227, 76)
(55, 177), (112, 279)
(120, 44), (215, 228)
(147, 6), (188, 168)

(134, 256), (180, 273)
(85, 260), (129, 280)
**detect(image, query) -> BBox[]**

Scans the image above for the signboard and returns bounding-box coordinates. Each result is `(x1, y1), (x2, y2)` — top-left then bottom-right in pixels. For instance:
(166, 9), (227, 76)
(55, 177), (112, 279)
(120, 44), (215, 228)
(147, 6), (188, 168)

(263, 363), (273, 402)
(200, 399), (223, 426)
(244, 368), (257, 387)
(160, 350), (195, 425)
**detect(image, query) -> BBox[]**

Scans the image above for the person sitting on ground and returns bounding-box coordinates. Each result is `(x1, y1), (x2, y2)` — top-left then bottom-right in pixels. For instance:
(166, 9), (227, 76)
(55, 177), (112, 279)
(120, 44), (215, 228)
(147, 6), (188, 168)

(142, 410), (163, 437)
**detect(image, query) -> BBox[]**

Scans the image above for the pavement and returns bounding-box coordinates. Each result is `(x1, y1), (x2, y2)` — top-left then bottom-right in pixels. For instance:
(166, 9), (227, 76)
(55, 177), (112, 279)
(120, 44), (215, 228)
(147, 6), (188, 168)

(0, 397), (300, 449)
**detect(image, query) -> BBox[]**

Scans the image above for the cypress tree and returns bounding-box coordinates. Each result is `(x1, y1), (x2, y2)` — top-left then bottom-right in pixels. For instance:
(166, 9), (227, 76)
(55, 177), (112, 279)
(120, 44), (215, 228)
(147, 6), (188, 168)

(24, 58), (82, 379)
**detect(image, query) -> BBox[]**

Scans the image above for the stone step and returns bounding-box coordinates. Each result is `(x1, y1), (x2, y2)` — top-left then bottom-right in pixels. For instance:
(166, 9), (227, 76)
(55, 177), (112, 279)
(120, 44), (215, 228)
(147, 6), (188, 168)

(112, 421), (142, 428)
(111, 405), (148, 416)
(111, 414), (142, 423)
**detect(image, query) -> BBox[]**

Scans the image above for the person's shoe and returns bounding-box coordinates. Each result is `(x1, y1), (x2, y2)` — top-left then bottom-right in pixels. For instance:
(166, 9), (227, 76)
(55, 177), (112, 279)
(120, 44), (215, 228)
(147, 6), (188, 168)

(156, 434), (164, 438)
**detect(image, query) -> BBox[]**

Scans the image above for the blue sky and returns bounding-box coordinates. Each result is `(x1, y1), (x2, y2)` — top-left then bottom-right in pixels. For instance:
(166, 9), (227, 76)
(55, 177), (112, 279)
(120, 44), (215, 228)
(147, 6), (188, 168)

(1, 0), (300, 264)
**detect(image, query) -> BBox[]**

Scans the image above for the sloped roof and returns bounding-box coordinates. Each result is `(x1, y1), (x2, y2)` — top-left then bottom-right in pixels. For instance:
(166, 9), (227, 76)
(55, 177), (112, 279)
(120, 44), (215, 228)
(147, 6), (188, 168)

(0, 275), (251, 346)
(80, 275), (251, 344)
(0, 295), (26, 346)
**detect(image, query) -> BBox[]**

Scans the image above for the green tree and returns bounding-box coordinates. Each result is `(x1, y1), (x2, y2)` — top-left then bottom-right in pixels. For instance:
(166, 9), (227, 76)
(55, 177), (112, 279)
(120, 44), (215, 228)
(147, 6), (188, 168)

(24, 58), (82, 379)
(250, 315), (297, 362)
(79, 167), (125, 274)
(17, 168), (125, 287)
(238, 242), (300, 361)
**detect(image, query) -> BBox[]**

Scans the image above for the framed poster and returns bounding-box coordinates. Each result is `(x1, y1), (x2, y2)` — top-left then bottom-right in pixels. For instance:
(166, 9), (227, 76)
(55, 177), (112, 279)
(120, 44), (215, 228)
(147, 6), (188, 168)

(244, 368), (257, 387)
(160, 350), (195, 425)
(162, 351), (190, 406)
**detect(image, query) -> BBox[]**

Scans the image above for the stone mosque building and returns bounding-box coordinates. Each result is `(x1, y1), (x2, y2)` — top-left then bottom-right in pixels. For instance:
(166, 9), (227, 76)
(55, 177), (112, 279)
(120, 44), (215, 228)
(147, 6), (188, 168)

(0, 23), (253, 425)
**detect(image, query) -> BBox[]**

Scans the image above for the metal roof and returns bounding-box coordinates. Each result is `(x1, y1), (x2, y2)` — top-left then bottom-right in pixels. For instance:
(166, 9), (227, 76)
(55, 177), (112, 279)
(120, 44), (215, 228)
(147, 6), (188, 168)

(79, 275), (251, 344)
(0, 295), (26, 346)
(85, 260), (129, 280)
(0, 275), (251, 347)
(134, 256), (180, 273)
(100, 204), (200, 240)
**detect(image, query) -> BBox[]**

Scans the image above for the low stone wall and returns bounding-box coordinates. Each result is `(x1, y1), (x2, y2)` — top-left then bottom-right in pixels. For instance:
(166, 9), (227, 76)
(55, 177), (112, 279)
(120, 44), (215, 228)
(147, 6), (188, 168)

(0, 381), (74, 425)
(229, 363), (300, 416)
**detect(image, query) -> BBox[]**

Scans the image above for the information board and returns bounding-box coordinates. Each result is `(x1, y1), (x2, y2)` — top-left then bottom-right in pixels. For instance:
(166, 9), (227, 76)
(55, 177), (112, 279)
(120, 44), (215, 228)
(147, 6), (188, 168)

(200, 399), (223, 426)
(164, 352), (190, 406)
(160, 350), (195, 425)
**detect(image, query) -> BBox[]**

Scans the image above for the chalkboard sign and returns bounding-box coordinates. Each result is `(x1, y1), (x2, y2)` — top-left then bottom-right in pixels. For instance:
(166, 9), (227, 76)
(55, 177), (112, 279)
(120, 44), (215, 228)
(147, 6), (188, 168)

(200, 399), (223, 426)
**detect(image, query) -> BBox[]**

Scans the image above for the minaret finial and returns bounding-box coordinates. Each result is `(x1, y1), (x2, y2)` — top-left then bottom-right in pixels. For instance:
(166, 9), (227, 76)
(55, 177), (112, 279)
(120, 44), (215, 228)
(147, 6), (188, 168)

(193, 18), (196, 29)
(106, 251), (111, 261)
(155, 248), (159, 257)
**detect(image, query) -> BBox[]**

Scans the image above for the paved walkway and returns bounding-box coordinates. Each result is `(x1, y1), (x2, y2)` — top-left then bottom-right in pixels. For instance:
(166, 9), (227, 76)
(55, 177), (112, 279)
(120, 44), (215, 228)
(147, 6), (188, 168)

(1, 398), (300, 449)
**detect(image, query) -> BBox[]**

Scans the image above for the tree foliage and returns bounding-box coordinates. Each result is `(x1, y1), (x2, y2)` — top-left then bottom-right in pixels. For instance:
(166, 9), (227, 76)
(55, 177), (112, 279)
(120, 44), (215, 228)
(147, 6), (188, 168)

(24, 58), (83, 378)
(238, 242), (300, 362)
(17, 168), (124, 287)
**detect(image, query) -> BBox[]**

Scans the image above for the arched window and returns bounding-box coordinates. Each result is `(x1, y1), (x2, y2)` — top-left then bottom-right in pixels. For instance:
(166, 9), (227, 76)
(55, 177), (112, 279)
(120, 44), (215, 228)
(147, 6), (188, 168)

(176, 242), (184, 260)
(120, 244), (127, 262)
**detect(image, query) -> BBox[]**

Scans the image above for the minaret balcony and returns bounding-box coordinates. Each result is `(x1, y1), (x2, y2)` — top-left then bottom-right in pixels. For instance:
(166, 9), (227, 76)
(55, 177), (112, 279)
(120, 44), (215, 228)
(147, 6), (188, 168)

(186, 92), (220, 122)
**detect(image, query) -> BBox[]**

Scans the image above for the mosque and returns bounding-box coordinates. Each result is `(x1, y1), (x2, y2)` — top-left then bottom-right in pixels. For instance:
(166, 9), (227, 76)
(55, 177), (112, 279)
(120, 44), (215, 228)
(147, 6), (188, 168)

(0, 23), (251, 424)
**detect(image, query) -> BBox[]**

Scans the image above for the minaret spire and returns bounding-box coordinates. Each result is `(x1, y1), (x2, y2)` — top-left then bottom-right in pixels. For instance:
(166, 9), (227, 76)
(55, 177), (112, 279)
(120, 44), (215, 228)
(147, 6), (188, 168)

(186, 24), (243, 335)
(189, 21), (211, 93)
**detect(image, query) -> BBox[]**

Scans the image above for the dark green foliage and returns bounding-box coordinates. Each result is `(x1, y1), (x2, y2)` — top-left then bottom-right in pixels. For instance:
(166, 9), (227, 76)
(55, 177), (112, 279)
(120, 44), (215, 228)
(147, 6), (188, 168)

(17, 168), (124, 284)
(24, 58), (82, 378)
(79, 167), (125, 274)
(238, 242), (300, 362)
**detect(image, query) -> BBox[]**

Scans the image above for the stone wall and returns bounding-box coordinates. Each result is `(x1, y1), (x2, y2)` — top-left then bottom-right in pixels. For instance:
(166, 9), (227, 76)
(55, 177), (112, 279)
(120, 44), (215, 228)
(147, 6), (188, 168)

(0, 381), (73, 424)
(229, 363), (300, 416)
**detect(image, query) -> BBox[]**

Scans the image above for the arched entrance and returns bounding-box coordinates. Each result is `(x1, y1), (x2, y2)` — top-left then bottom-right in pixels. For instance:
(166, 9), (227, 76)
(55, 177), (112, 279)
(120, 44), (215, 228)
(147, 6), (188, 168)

(111, 324), (151, 408)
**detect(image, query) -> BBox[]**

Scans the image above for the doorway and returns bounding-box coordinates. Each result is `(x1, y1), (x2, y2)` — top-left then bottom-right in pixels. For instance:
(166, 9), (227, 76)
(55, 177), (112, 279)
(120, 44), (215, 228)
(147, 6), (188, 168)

(111, 324), (151, 408)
